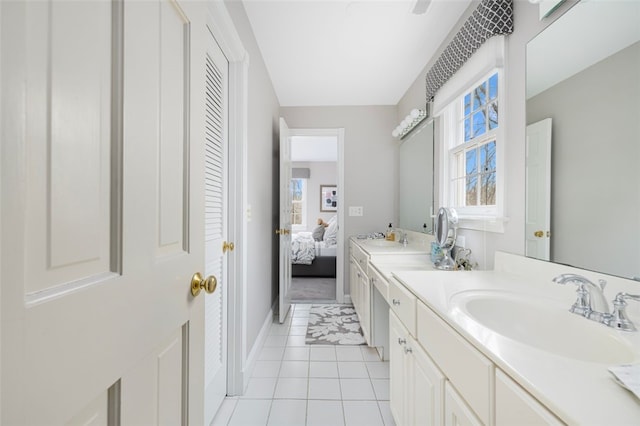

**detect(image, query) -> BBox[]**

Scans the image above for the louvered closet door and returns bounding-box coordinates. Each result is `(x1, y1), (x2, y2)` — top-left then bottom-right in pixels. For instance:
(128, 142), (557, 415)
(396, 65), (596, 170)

(204, 31), (229, 424)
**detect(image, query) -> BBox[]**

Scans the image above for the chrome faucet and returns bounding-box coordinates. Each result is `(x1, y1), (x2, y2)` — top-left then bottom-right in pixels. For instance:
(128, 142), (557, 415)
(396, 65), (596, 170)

(553, 273), (640, 332)
(552, 274), (609, 321)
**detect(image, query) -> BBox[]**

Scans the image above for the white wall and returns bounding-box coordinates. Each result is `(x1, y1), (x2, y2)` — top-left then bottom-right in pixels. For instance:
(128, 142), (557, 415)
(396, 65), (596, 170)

(224, 1), (281, 359)
(397, 0), (581, 270)
(281, 106), (398, 294)
(292, 161), (338, 230)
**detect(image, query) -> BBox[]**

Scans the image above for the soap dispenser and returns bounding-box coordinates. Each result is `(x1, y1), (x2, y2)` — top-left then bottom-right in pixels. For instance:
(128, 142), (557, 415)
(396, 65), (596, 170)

(386, 223), (396, 241)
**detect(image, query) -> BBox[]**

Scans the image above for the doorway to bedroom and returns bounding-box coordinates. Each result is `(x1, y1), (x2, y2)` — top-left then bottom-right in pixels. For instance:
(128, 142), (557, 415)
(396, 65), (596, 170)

(289, 132), (341, 303)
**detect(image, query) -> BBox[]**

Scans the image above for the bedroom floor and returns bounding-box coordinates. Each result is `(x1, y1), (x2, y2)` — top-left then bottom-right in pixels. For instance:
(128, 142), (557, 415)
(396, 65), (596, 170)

(211, 304), (394, 426)
(289, 277), (336, 302)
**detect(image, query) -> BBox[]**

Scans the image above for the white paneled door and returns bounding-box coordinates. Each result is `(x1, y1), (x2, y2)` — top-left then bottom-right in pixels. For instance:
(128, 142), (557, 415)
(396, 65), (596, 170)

(525, 118), (553, 261)
(0, 0), (223, 424)
(278, 118), (293, 323)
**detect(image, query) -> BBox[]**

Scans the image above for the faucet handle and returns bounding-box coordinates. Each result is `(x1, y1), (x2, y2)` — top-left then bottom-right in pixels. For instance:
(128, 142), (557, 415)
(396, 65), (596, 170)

(598, 279), (607, 291)
(608, 293), (640, 332)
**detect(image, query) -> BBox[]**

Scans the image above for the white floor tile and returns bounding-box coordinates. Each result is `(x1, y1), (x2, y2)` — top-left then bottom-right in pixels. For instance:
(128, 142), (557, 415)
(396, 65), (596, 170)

(307, 400), (345, 426)
(294, 304), (312, 311)
(343, 400), (384, 426)
(263, 335), (288, 347)
(336, 346), (364, 361)
(361, 346), (382, 361)
(211, 397), (238, 426)
(308, 378), (342, 400)
(337, 362), (369, 378)
(266, 399), (307, 426)
(228, 399), (271, 426)
(242, 377), (277, 399)
(371, 379), (390, 401)
(340, 378), (376, 400)
(292, 309), (310, 318)
(366, 362), (390, 379)
(283, 347), (310, 361)
(378, 401), (396, 426)
(288, 325), (308, 336)
(268, 323), (291, 336)
(309, 361), (339, 378)
(279, 360), (309, 378)
(274, 377), (308, 399)
(291, 317), (309, 326)
(309, 346), (336, 361)
(258, 346), (285, 361)
(252, 360), (281, 378)
(286, 335), (307, 347)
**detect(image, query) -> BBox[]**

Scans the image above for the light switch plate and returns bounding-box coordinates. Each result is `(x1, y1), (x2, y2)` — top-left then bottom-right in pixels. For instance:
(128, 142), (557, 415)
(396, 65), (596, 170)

(349, 206), (364, 216)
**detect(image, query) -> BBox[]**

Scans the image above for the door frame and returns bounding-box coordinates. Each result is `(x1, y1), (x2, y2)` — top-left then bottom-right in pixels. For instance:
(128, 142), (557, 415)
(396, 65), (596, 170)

(289, 128), (346, 303)
(205, 3), (248, 396)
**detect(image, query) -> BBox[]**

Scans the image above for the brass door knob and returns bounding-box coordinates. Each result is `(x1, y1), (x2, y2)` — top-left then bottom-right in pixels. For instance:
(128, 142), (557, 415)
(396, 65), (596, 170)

(223, 241), (235, 253)
(534, 230), (544, 238)
(275, 229), (290, 235)
(190, 272), (217, 297)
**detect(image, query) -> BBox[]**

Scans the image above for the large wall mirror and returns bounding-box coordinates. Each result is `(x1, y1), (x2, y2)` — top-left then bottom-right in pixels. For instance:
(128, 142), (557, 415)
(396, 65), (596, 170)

(399, 119), (435, 233)
(526, 0), (640, 279)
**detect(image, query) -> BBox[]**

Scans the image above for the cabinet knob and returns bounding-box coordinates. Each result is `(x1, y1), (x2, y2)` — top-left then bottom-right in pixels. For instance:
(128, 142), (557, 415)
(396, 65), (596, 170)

(392, 299), (401, 306)
(404, 347), (413, 354)
(398, 337), (406, 345)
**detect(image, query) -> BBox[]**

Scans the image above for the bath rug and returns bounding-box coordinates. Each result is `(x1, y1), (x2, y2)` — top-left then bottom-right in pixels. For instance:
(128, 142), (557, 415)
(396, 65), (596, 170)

(305, 304), (365, 345)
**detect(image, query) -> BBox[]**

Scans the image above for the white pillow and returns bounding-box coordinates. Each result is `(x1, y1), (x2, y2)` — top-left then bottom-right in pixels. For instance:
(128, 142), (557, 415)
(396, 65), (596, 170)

(323, 219), (338, 245)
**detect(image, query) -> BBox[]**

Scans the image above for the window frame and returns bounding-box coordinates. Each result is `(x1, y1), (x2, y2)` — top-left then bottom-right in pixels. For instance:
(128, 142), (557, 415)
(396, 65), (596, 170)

(291, 177), (307, 231)
(440, 69), (506, 231)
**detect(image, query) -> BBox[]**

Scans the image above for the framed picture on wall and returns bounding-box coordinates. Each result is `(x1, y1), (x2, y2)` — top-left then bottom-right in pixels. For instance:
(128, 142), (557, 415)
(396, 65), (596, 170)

(320, 185), (337, 212)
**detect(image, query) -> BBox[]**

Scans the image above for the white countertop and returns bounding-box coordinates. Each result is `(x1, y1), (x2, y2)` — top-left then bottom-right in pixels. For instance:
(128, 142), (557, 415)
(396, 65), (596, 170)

(392, 269), (640, 425)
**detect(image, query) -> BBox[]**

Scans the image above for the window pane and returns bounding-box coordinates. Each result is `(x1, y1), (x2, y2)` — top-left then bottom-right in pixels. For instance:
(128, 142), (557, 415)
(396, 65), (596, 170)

(464, 118), (471, 142)
(464, 93), (471, 116)
(466, 175), (478, 206)
(472, 110), (486, 138)
(488, 102), (498, 130)
(480, 172), (496, 205)
(292, 213), (302, 225)
(480, 141), (496, 172)
(291, 179), (303, 201)
(489, 73), (498, 100)
(473, 82), (486, 110)
(465, 149), (477, 175)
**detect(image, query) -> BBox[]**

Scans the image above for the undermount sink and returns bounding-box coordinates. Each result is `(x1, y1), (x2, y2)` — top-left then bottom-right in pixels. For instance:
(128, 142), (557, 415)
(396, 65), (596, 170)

(363, 239), (399, 248)
(452, 290), (636, 364)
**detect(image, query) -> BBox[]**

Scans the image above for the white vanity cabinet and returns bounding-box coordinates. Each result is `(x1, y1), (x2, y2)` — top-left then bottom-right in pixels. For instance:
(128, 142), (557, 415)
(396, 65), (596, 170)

(390, 311), (445, 426)
(495, 370), (563, 426)
(349, 241), (371, 344)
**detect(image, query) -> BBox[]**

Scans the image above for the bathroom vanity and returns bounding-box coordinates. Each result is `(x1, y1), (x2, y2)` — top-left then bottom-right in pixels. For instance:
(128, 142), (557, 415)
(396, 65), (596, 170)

(349, 236), (640, 425)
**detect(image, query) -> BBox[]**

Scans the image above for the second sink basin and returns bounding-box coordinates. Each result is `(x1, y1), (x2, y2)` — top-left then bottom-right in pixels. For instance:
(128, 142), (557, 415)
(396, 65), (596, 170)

(451, 290), (636, 364)
(362, 239), (399, 248)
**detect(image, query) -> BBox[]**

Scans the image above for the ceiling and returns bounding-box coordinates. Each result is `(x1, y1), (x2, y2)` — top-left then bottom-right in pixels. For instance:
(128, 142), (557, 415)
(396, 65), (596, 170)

(241, 0), (472, 106)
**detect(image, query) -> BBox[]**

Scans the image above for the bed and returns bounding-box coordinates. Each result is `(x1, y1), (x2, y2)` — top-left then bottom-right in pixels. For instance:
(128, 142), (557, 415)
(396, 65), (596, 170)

(291, 218), (338, 278)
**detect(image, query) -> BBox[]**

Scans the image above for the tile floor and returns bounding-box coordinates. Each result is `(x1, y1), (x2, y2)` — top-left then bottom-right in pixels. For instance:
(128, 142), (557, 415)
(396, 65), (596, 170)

(212, 304), (395, 426)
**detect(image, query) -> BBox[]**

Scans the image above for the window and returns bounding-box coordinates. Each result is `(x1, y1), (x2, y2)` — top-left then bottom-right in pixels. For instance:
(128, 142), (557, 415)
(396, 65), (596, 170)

(291, 178), (307, 229)
(443, 70), (504, 224)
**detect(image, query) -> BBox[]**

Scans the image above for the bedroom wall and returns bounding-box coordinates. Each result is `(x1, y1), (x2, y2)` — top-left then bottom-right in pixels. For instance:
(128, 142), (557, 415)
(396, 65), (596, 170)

(292, 161), (338, 231)
(396, 0), (580, 270)
(224, 1), (281, 367)
(281, 106), (398, 296)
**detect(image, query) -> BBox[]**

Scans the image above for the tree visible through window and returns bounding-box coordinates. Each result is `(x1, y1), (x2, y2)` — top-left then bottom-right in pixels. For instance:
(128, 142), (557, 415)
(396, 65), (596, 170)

(451, 72), (499, 209)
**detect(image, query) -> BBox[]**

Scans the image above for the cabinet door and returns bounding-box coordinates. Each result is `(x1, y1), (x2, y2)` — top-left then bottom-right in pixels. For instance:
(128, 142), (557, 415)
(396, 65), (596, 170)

(495, 369), (563, 426)
(408, 337), (445, 426)
(389, 311), (408, 425)
(359, 267), (371, 342)
(444, 382), (483, 426)
(350, 257), (359, 309)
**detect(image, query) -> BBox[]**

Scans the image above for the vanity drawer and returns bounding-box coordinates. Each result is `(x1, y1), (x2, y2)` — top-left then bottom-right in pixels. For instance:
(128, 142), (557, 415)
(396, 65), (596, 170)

(417, 301), (494, 425)
(389, 277), (417, 336)
(350, 241), (369, 274)
(368, 263), (389, 303)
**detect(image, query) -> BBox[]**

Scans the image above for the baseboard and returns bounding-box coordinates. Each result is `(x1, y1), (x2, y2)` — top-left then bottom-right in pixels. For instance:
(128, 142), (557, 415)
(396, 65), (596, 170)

(241, 300), (276, 393)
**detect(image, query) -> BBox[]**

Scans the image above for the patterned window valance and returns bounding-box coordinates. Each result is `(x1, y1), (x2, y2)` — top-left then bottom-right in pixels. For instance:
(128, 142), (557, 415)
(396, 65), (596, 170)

(425, 0), (514, 103)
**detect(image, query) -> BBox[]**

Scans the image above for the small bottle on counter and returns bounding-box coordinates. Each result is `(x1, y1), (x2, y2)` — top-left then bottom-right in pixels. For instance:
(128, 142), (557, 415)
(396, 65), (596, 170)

(385, 223), (396, 241)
